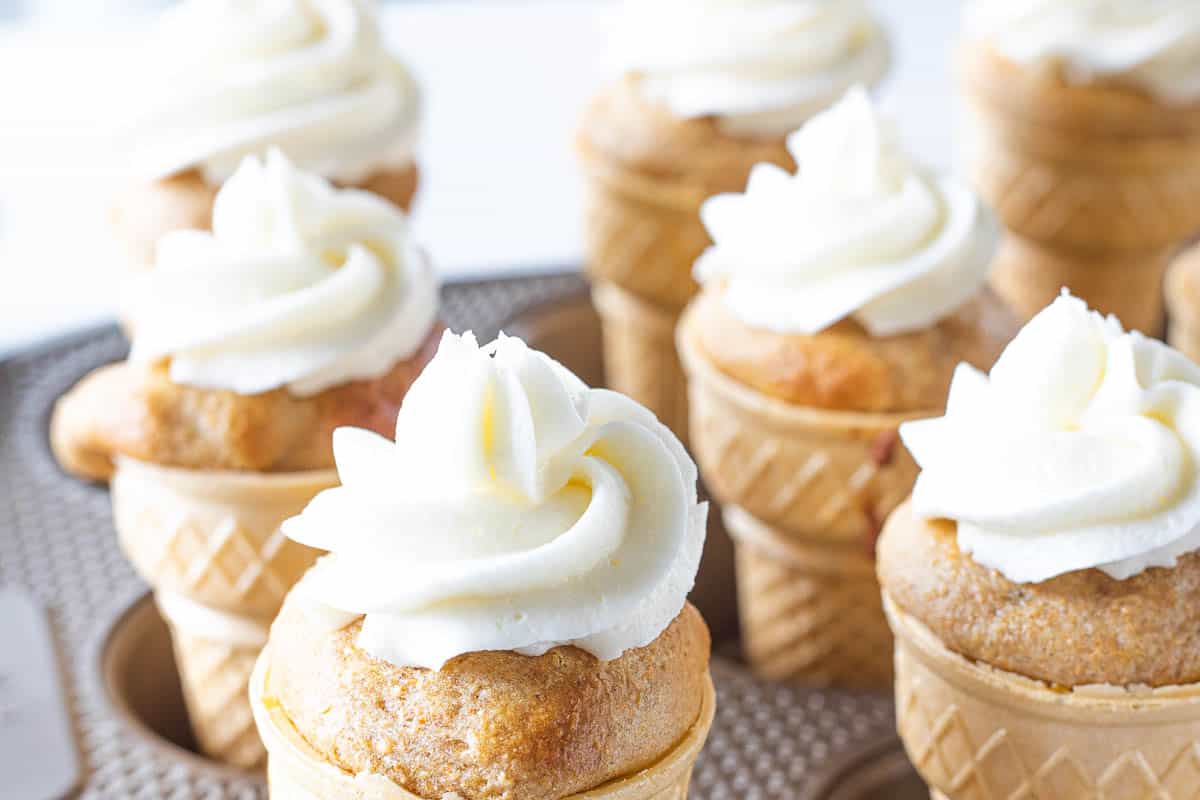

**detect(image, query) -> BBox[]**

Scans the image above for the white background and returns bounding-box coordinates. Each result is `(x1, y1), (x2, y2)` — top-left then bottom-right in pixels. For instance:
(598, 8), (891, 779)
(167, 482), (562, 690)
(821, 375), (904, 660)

(0, 0), (960, 354)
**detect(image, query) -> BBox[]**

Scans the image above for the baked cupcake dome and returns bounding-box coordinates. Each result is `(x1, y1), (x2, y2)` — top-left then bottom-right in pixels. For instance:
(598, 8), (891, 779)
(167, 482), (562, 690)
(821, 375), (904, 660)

(263, 592), (711, 800)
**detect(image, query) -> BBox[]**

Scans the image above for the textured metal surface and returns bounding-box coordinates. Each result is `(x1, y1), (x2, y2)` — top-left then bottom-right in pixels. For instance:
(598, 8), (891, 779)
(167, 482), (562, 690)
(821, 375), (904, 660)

(0, 271), (904, 799)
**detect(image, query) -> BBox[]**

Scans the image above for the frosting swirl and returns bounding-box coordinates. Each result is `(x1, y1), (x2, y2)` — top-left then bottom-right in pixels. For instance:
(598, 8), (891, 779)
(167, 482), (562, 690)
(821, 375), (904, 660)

(283, 331), (707, 670)
(902, 293), (1200, 584)
(694, 87), (996, 337)
(132, 0), (420, 182)
(617, 0), (889, 137)
(127, 150), (438, 397)
(965, 0), (1200, 103)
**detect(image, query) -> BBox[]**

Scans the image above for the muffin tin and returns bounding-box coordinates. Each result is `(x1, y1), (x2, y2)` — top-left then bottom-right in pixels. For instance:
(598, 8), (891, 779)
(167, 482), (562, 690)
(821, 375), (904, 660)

(0, 271), (921, 799)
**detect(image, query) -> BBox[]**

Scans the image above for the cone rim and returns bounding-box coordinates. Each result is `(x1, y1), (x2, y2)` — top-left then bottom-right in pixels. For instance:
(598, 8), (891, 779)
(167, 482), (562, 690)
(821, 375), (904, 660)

(885, 591), (1200, 723)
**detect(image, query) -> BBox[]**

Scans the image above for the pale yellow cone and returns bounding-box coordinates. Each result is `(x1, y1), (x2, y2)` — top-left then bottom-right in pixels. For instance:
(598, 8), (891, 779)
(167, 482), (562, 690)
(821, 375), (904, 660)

(990, 234), (1171, 336)
(962, 45), (1200, 253)
(157, 593), (271, 769)
(110, 457), (337, 767)
(251, 651), (716, 799)
(111, 457), (337, 619)
(593, 282), (689, 444)
(1166, 244), (1200, 363)
(677, 324), (926, 542)
(886, 593), (1200, 800)
(724, 506), (892, 688)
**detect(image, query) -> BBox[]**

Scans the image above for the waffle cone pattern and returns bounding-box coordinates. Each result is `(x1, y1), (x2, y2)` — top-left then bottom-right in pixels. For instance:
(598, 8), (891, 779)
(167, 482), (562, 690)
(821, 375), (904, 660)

(110, 457), (338, 619)
(593, 282), (689, 445)
(962, 47), (1200, 253)
(161, 611), (267, 769)
(886, 593), (1200, 800)
(1167, 248), (1200, 364)
(578, 139), (722, 312)
(724, 506), (891, 688)
(251, 652), (716, 799)
(990, 234), (1170, 336)
(678, 326), (925, 542)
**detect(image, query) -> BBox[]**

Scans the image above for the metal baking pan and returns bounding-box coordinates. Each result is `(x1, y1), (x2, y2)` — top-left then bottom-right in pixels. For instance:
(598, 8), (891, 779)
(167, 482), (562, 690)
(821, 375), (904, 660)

(0, 270), (921, 799)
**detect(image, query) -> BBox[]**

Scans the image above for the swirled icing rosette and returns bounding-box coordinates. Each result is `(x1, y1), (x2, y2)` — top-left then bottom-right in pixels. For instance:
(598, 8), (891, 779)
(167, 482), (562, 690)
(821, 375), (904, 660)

(131, 0), (420, 182)
(617, 0), (889, 136)
(283, 331), (708, 669)
(903, 293), (1200, 583)
(126, 150), (437, 396)
(694, 87), (996, 336)
(966, 0), (1200, 103)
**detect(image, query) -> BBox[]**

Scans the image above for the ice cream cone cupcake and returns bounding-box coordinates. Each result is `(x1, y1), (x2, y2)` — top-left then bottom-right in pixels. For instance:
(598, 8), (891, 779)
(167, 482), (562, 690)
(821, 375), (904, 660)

(881, 293), (1200, 799)
(1167, 242), (1200, 362)
(578, 0), (889, 441)
(51, 151), (441, 768)
(250, 331), (714, 799)
(112, 0), (421, 270)
(678, 89), (1017, 688)
(960, 1), (1200, 333)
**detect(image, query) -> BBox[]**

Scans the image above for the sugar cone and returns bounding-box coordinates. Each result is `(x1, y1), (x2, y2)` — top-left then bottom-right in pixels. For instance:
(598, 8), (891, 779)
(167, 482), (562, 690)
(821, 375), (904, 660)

(111, 457), (337, 619)
(251, 651), (715, 799)
(724, 505), (892, 688)
(593, 282), (689, 444)
(886, 593), (1200, 799)
(961, 45), (1200, 253)
(677, 322), (926, 542)
(110, 457), (337, 767)
(989, 234), (1170, 336)
(156, 592), (271, 769)
(1166, 244), (1200, 363)
(578, 144), (714, 312)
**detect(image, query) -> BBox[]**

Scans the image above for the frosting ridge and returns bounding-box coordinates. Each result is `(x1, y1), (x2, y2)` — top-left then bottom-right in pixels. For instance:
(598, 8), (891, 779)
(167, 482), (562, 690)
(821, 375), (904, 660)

(127, 150), (438, 397)
(694, 87), (996, 336)
(132, 0), (420, 182)
(283, 331), (707, 669)
(965, 0), (1200, 103)
(903, 293), (1200, 583)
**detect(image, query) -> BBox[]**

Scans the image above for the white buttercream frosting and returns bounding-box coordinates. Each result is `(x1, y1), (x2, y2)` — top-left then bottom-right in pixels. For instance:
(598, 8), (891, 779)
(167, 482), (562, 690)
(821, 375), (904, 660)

(902, 293), (1200, 584)
(965, 0), (1200, 103)
(131, 0), (420, 182)
(617, 0), (890, 136)
(126, 150), (438, 397)
(694, 87), (996, 337)
(282, 331), (707, 670)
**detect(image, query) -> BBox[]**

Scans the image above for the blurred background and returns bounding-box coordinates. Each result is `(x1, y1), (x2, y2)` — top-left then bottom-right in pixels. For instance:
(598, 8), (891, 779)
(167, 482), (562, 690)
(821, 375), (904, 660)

(0, 0), (954, 355)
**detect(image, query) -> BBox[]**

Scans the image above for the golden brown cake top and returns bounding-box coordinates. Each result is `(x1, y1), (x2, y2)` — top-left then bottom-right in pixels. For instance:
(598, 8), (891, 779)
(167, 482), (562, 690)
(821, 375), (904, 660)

(681, 286), (1017, 413)
(577, 77), (795, 193)
(961, 44), (1200, 137)
(878, 502), (1200, 688)
(50, 327), (439, 480)
(265, 598), (711, 800)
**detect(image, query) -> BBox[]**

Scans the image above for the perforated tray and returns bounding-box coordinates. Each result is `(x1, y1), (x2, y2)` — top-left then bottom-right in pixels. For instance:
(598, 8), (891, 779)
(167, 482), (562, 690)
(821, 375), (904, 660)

(0, 271), (918, 799)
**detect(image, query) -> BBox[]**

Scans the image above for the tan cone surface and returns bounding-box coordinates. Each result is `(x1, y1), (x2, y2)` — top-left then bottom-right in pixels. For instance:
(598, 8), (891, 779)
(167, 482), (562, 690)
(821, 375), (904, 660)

(593, 282), (689, 444)
(726, 506), (892, 689)
(888, 594), (1200, 800)
(679, 328), (925, 542)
